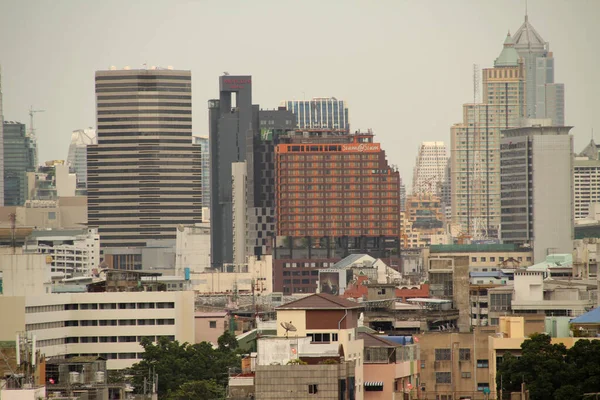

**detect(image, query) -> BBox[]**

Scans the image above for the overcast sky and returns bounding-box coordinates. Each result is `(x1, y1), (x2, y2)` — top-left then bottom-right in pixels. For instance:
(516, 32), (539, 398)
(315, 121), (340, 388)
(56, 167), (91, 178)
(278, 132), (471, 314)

(1, 0), (598, 188)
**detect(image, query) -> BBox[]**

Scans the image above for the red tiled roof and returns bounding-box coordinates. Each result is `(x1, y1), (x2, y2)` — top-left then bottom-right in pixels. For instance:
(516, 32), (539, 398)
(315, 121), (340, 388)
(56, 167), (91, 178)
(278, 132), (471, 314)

(276, 293), (362, 310)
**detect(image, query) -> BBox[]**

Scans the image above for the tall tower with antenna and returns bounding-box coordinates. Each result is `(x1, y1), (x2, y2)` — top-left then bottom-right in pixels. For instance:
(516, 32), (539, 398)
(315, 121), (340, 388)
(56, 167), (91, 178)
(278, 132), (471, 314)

(28, 106), (45, 168)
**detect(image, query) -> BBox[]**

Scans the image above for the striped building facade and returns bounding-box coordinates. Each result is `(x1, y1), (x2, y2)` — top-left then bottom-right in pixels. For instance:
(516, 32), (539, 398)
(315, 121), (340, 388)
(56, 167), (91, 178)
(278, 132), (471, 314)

(87, 68), (201, 247)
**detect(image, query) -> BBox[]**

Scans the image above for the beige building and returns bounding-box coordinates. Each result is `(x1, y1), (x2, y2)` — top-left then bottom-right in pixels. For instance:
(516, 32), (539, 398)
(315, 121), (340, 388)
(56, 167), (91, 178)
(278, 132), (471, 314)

(401, 194), (448, 248)
(451, 33), (526, 237)
(417, 326), (497, 399)
(194, 311), (227, 345)
(0, 196), (87, 231)
(88, 68), (201, 248)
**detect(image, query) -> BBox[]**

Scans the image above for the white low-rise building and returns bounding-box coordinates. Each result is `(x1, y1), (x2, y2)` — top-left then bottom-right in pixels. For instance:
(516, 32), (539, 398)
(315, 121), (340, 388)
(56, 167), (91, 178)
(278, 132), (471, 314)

(24, 228), (100, 277)
(24, 291), (195, 370)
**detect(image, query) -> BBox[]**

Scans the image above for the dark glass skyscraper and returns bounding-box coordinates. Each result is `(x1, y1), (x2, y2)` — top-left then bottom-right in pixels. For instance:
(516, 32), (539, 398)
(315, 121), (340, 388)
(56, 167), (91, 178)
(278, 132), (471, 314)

(209, 75), (257, 267)
(3, 121), (35, 206)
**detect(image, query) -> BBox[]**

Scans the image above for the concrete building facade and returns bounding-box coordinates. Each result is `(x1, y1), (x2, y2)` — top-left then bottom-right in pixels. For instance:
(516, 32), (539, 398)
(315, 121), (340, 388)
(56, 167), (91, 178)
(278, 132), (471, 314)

(175, 223), (210, 275)
(88, 68), (201, 248)
(451, 33), (526, 237)
(500, 126), (574, 262)
(22, 291), (195, 370)
(24, 228), (100, 278)
(412, 141), (448, 197)
(208, 75), (256, 267)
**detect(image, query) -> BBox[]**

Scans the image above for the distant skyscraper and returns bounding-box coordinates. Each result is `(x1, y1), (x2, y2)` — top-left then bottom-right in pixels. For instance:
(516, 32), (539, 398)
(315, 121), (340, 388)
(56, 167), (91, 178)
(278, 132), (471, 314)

(513, 15), (565, 125)
(412, 142), (448, 196)
(574, 140), (600, 220)
(451, 33), (526, 236)
(0, 66), (4, 206)
(283, 97), (349, 131)
(88, 68), (201, 248)
(500, 126), (573, 262)
(67, 128), (96, 188)
(3, 121), (35, 206)
(193, 136), (210, 210)
(209, 75), (257, 267)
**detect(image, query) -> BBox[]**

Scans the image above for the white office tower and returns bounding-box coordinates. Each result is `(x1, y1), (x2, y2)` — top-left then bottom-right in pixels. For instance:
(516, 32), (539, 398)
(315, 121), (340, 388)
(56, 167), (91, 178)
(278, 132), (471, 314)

(67, 128), (97, 187)
(500, 126), (574, 262)
(412, 142), (448, 197)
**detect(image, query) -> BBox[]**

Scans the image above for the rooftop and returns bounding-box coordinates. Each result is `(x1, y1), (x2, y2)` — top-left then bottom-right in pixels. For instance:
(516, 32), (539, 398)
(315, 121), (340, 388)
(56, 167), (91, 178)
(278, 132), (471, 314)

(512, 15), (547, 51)
(359, 332), (397, 348)
(571, 307), (600, 325)
(276, 293), (362, 310)
(430, 243), (527, 253)
(494, 32), (520, 67)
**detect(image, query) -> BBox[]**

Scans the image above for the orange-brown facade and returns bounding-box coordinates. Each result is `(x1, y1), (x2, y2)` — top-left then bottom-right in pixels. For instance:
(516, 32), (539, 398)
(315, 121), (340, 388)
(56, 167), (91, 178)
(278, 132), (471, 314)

(275, 132), (401, 239)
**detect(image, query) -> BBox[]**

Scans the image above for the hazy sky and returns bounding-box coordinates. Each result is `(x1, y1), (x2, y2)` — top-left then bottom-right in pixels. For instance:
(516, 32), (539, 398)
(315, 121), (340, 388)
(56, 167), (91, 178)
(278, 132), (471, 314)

(1, 0), (598, 187)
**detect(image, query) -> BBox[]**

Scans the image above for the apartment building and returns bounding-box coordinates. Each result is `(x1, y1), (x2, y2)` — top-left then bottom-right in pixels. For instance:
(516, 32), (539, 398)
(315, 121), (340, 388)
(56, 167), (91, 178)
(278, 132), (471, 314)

(24, 228), (100, 277)
(417, 327), (497, 399)
(273, 129), (401, 294)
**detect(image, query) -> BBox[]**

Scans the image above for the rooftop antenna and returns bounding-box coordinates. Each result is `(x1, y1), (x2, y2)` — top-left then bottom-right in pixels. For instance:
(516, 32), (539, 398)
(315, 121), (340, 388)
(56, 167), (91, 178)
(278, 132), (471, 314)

(525, 0), (528, 21)
(28, 105), (44, 166)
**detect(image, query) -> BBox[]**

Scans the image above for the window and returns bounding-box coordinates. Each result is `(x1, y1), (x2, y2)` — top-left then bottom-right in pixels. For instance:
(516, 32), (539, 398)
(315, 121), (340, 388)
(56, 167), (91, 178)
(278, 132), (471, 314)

(477, 359), (489, 368)
(209, 321), (217, 328)
(499, 257), (505, 261)
(481, 257), (487, 262)
(477, 382), (490, 391)
(435, 372), (451, 384)
(462, 372), (471, 379)
(435, 349), (451, 361)
(308, 333), (331, 343)
(308, 384), (318, 394)
(459, 348), (471, 361)
(471, 257), (477, 262)
(490, 257), (496, 262)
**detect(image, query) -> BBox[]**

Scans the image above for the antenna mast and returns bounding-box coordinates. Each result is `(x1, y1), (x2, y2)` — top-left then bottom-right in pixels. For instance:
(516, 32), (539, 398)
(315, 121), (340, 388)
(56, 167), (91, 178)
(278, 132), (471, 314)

(473, 64), (480, 104)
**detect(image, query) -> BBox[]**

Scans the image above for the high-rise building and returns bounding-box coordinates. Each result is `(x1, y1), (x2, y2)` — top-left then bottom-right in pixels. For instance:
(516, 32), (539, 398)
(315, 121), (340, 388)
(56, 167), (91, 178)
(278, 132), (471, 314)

(193, 136), (210, 210)
(574, 140), (600, 220)
(88, 68), (201, 248)
(273, 129), (401, 293)
(3, 121), (35, 206)
(513, 15), (565, 126)
(500, 125), (573, 262)
(412, 141), (448, 196)
(451, 33), (526, 237)
(209, 75), (257, 267)
(0, 66), (4, 207)
(282, 97), (349, 131)
(67, 128), (97, 188)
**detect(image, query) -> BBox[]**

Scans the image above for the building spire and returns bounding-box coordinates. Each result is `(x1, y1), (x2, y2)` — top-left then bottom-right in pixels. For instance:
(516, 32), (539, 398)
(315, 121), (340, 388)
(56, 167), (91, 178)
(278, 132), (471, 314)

(525, 0), (528, 21)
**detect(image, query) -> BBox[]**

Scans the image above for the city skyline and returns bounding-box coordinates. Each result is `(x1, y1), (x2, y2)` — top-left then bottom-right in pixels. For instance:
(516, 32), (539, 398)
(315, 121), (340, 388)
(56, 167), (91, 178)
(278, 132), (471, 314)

(1, 0), (598, 184)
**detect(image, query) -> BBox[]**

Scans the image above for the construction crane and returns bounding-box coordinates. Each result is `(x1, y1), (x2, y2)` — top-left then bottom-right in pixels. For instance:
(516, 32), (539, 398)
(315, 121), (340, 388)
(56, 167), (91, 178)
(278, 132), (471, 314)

(28, 106), (45, 166)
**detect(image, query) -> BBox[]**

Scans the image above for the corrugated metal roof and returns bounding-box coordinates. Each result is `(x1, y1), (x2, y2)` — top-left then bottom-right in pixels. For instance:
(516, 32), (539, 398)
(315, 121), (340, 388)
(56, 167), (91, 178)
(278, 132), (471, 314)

(276, 293), (362, 310)
(359, 332), (397, 348)
(571, 307), (600, 324)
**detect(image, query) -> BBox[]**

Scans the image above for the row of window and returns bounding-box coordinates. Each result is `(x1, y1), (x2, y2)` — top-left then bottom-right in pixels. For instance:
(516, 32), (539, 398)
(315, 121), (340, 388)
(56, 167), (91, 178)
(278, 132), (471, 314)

(26, 302), (175, 313)
(37, 335), (175, 348)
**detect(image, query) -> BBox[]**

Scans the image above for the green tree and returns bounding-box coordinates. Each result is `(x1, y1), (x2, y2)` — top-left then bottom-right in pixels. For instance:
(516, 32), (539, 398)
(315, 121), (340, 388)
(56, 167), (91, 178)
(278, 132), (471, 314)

(217, 330), (239, 351)
(166, 379), (225, 400)
(130, 334), (240, 398)
(497, 334), (600, 400)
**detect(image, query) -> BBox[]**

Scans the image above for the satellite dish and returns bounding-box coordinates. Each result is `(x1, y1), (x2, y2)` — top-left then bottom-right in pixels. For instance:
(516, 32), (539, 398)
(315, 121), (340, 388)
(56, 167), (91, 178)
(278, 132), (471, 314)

(280, 321), (297, 337)
(177, 224), (185, 232)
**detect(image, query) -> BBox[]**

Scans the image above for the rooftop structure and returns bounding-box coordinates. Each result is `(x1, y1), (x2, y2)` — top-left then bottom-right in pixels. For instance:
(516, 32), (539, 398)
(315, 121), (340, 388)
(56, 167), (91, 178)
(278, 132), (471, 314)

(282, 97), (349, 132)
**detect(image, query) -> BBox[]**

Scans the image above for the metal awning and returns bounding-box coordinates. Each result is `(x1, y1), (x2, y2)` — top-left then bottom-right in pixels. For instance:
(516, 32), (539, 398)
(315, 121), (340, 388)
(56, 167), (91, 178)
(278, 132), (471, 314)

(364, 382), (384, 387)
